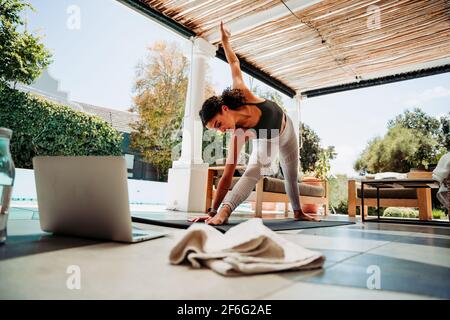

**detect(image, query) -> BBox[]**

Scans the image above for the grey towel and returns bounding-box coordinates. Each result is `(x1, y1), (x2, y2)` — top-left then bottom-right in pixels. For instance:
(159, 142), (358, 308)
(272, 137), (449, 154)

(169, 218), (325, 276)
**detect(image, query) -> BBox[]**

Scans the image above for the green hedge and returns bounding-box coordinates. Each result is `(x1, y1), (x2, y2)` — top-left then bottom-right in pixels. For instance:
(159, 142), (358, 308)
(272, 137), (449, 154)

(383, 207), (448, 219)
(0, 84), (123, 168)
(383, 207), (419, 218)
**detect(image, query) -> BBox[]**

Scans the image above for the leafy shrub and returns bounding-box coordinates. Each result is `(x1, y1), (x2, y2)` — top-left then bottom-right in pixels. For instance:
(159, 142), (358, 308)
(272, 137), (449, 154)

(383, 207), (419, 218)
(329, 174), (349, 213)
(432, 209), (447, 220)
(367, 207), (385, 216)
(383, 207), (447, 219)
(335, 200), (348, 214)
(0, 84), (123, 168)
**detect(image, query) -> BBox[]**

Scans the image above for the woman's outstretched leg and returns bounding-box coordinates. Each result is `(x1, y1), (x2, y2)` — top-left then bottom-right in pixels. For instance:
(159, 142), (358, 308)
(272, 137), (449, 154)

(206, 159), (262, 225)
(279, 116), (321, 221)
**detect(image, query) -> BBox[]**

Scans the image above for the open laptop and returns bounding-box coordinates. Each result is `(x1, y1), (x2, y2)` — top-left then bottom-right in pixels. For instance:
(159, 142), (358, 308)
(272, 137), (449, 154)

(33, 156), (166, 243)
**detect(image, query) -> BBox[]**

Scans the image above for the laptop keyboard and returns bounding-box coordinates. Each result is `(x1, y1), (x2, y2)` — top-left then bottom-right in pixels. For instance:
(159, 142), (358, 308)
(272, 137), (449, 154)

(132, 228), (165, 239)
(132, 232), (148, 237)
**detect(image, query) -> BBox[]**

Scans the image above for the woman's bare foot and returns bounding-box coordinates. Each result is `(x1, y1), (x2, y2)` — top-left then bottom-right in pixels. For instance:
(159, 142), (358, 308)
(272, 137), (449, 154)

(294, 209), (321, 222)
(206, 206), (231, 225)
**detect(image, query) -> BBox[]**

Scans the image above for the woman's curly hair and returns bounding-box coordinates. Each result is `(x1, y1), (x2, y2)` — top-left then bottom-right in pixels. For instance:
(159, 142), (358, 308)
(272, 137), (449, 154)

(199, 88), (246, 127)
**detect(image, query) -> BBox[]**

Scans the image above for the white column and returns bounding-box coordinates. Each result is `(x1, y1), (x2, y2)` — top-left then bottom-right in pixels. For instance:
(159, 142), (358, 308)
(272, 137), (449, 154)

(166, 37), (217, 213)
(286, 92), (303, 170)
(287, 92), (302, 145)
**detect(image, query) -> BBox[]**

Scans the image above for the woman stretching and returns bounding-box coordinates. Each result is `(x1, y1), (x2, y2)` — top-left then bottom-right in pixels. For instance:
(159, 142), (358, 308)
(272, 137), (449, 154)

(199, 22), (320, 225)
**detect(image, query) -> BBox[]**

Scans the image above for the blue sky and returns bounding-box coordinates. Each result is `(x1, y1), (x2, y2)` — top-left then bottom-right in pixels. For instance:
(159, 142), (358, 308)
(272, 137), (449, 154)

(26, 0), (450, 176)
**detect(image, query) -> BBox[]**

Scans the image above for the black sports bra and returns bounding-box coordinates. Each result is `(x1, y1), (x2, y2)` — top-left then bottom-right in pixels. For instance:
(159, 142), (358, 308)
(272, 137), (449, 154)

(243, 99), (285, 139)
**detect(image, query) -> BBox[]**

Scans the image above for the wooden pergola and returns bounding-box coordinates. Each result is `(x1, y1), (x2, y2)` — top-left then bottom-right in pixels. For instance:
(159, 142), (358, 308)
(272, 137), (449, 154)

(120, 0), (450, 97)
(117, 0), (450, 212)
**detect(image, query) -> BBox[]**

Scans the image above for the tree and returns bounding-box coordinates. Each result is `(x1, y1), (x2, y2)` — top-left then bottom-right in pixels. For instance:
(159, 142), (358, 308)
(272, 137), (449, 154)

(299, 124), (337, 175)
(440, 115), (450, 151)
(130, 41), (215, 181)
(299, 123), (321, 173)
(355, 108), (449, 173)
(0, 0), (52, 86)
(355, 125), (440, 173)
(251, 84), (286, 113)
(388, 108), (440, 136)
(388, 108), (448, 160)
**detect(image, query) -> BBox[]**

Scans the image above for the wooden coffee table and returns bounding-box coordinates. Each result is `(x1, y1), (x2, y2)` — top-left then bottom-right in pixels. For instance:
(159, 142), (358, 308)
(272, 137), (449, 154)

(360, 178), (447, 226)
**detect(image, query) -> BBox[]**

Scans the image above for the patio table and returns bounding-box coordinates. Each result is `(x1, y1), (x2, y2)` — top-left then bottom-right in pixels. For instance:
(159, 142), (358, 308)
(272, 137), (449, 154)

(360, 178), (448, 227)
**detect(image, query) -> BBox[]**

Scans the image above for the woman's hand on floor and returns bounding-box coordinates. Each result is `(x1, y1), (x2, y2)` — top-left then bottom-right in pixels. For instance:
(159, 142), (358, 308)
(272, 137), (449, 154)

(189, 216), (210, 222)
(188, 208), (217, 222)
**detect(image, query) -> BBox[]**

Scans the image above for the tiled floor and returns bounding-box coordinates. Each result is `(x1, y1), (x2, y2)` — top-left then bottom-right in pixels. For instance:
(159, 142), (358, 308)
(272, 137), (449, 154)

(1, 203), (449, 299)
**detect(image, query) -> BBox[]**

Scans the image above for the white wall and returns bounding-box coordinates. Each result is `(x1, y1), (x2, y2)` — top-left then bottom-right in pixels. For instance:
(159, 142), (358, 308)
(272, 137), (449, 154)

(12, 168), (167, 204)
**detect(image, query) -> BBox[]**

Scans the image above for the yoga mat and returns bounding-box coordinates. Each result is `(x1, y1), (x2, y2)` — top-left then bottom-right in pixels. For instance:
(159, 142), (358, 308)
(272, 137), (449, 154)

(131, 216), (355, 233)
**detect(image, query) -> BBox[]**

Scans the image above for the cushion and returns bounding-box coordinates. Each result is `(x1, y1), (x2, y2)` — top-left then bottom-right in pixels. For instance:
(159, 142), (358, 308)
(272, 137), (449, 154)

(213, 176), (325, 197)
(365, 172), (408, 180)
(357, 187), (417, 199)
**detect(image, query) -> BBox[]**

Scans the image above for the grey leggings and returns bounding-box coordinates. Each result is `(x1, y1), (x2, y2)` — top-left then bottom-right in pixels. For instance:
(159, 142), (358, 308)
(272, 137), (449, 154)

(222, 114), (301, 212)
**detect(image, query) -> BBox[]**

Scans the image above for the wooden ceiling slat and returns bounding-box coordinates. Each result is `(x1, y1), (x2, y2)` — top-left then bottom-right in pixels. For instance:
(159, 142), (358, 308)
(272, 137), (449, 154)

(198, 1), (280, 33)
(317, 0), (442, 34)
(347, 31), (450, 63)
(321, 2), (446, 41)
(356, 49), (450, 74)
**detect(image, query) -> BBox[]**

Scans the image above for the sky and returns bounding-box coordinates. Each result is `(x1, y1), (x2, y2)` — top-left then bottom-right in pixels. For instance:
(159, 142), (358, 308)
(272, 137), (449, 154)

(25, 0), (450, 176)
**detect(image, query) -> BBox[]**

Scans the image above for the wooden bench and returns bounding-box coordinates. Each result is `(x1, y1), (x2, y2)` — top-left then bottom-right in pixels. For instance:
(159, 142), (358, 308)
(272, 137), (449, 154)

(205, 166), (329, 217)
(348, 172), (434, 220)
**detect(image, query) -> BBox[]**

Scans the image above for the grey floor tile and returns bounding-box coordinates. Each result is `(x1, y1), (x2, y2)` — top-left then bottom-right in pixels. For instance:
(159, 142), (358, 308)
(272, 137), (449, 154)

(263, 282), (438, 300)
(314, 249), (362, 263)
(282, 233), (389, 253)
(300, 226), (450, 248)
(367, 242), (450, 268)
(300, 253), (450, 299)
(277, 250), (361, 282)
(349, 222), (450, 236)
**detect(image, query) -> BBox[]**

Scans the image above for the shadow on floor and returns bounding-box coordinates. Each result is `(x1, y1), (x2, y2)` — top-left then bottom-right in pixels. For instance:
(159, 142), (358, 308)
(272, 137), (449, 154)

(0, 234), (102, 260)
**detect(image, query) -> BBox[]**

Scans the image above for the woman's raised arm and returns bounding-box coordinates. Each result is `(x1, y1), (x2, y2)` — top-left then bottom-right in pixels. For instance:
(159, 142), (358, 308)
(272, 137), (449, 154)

(211, 129), (252, 211)
(220, 22), (247, 91)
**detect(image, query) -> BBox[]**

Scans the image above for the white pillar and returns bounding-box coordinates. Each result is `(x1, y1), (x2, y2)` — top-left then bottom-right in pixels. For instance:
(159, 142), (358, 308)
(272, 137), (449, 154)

(166, 37), (217, 213)
(287, 92), (302, 145)
(287, 92), (303, 170)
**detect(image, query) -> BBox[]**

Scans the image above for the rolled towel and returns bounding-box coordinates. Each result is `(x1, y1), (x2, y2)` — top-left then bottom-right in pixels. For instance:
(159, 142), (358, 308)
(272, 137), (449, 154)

(169, 218), (325, 276)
